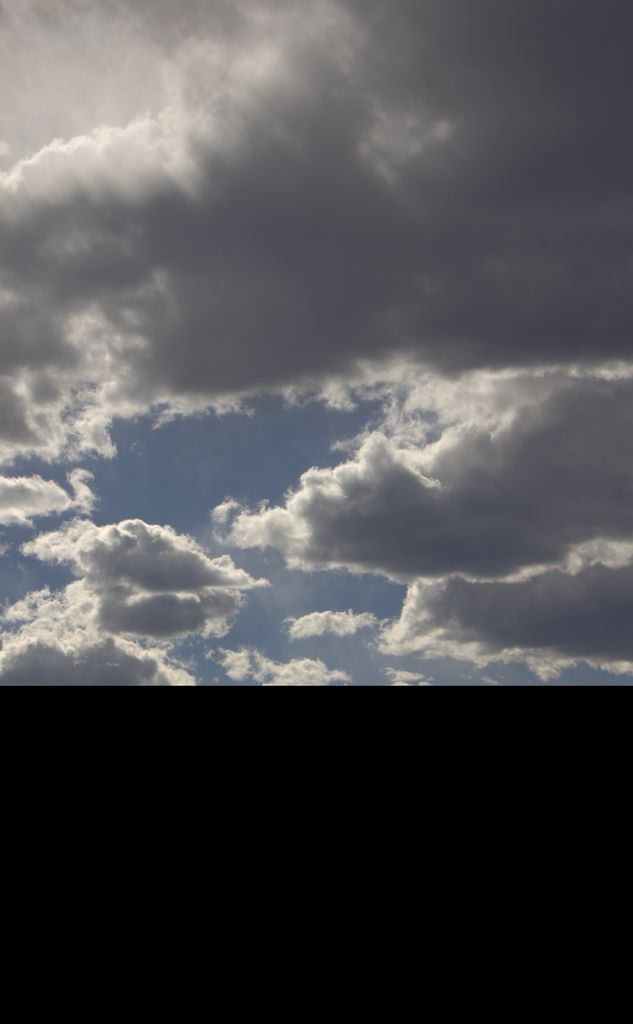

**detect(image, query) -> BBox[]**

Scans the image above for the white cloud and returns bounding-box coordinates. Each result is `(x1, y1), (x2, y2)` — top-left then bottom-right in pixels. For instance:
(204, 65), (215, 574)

(217, 648), (350, 686)
(0, 469), (94, 526)
(0, 0), (165, 162)
(385, 669), (431, 686)
(286, 609), (377, 640)
(0, 116), (199, 211)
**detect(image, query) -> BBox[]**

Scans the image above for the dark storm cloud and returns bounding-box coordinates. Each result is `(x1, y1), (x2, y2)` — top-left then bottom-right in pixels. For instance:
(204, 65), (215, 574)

(3, 0), (633, 431)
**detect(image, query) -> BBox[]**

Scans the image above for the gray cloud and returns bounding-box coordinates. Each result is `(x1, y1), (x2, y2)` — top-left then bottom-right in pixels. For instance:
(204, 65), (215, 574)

(222, 375), (633, 582)
(0, 379), (37, 444)
(3, 2), (633, 680)
(434, 567), (633, 664)
(381, 562), (633, 680)
(23, 519), (267, 640)
(0, 581), (196, 685)
(0, 638), (193, 687)
(0, 517), (266, 685)
(218, 369), (633, 677)
(2, 1), (633, 464)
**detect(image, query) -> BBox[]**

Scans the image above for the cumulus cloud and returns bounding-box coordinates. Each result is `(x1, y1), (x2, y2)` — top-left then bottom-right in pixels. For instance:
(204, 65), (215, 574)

(222, 373), (633, 583)
(286, 609), (377, 641)
(216, 369), (633, 678)
(380, 563), (633, 682)
(22, 519), (267, 640)
(0, 585), (194, 686)
(0, 469), (94, 526)
(217, 648), (350, 686)
(0, 517), (267, 685)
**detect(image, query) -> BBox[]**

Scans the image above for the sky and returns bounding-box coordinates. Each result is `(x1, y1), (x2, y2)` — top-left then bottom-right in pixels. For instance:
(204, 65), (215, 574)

(1, 0), (633, 685)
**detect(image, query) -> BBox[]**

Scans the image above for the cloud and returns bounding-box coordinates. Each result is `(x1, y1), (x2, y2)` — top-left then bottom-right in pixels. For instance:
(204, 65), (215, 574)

(217, 369), (633, 678)
(0, 585), (194, 686)
(385, 669), (431, 687)
(217, 647), (350, 686)
(22, 518), (267, 641)
(0, 469), (94, 526)
(222, 373), (633, 583)
(0, 638), (193, 687)
(3, 1), (633, 680)
(286, 609), (377, 640)
(0, 516), (267, 685)
(2, 2), (633, 462)
(0, 0), (164, 163)
(380, 563), (633, 681)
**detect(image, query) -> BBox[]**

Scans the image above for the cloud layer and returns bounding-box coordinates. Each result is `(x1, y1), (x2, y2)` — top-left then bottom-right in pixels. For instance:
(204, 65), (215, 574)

(2, 1), (633, 464)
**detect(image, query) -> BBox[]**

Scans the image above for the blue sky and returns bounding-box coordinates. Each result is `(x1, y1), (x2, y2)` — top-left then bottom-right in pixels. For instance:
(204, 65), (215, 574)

(0, 400), (439, 685)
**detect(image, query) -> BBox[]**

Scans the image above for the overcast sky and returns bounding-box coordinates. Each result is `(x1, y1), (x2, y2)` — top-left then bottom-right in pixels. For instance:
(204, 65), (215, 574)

(1, 0), (632, 685)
